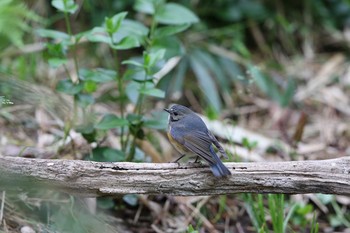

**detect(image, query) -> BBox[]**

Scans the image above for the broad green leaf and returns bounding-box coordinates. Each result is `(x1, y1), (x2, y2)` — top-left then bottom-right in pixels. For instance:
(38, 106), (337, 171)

(86, 27), (110, 44)
(139, 86), (165, 98)
(134, 0), (157, 14)
(155, 3), (199, 25)
(122, 60), (144, 67)
(79, 68), (116, 82)
(111, 36), (140, 50)
(126, 81), (140, 104)
(56, 79), (83, 95)
(144, 49), (166, 68)
(193, 50), (229, 92)
(95, 114), (128, 129)
(154, 24), (190, 38)
(51, 0), (78, 14)
(115, 19), (149, 46)
(105, 12), (128, 34)
(152, 36), (184, 58)
(36, 29), (69, 40)
(119, 19), (149, 37)
(190, 56), (221, 112)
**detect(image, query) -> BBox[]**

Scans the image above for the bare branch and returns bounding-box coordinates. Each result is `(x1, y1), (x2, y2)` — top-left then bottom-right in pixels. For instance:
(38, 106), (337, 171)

(0, 156), (349, 197)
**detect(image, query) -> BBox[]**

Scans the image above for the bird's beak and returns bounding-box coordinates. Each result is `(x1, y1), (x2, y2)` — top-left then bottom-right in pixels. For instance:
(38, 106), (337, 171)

(164, 108), (171, 113)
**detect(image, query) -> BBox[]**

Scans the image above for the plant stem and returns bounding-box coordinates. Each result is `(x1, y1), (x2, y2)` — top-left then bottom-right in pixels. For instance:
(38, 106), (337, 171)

(110, 43), (125, 151)
(63, 11), (79, 81)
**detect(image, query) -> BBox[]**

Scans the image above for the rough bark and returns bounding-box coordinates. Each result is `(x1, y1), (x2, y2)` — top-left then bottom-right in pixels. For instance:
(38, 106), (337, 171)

(0, 155), (349, 197)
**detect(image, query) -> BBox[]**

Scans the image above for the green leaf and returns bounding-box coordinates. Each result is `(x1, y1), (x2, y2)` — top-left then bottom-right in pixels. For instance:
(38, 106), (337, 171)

(111, 36), (140, 50)
(122, 60), (144, 67)
(249, 65), (282, 104)
(51, 0), (78, 14)
(79, 68), (116, 82)
(143, 112), (168, 130)
(75, 123), (96, 143)
(280, 78), (296, 107)
(91, 147), (125, 162)
(83, 80), (97, 93)
(139, 85), (165, 98)
(95, 114), (128, 129)
(190, 55), (222, 112)
(193, 50), (229, 93)
(116, 19), (149, 46)
(134, 0), (157, 14)
(86, 27), (110, 44)
(97, 197), (115, 209)
(154, 24), (190, 38)
(56, 79), (83, 95)
(36, 29), (70, 40)
(155, 3), (199, 25)
(105, 12), (128, 34)
(76, 93), (94, 107)
(0, 0), (40, 47)
(126, 81), (140, 104)
(48, 58), (67, 68)
(144, 49), (166, 68)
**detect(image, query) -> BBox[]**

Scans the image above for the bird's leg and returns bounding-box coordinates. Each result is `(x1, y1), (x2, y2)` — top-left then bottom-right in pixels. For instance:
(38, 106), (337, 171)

(172, 154), (186, 163)
(194, 156), (200, 163)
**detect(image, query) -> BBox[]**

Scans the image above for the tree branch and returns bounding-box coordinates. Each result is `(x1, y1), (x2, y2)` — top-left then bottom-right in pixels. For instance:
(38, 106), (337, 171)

(0, 155), (349, 197)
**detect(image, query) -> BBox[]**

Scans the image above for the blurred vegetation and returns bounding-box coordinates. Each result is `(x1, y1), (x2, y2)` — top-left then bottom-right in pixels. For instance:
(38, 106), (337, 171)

(1, 0), (350, 232)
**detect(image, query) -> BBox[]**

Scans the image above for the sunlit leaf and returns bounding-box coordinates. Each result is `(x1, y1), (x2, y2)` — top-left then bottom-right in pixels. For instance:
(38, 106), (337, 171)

(86, 27), (110, 44)
(144, 49), (166, 68)
(51, 0), (78, 14)
(134, 0), (157, 14)
(139, 86), (165, 98)
(105, 12), (128, 34)
(36, 29), (69, 40)
(155, 3), (199, 25)
(111, 36), (140, 50)
(154, 24), (190, 38)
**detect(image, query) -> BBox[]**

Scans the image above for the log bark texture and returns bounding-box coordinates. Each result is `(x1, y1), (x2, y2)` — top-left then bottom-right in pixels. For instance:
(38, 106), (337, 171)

(0, 155), (349, 197)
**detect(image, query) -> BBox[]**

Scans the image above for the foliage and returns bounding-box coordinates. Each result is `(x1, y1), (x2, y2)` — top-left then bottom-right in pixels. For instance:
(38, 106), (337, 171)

(0, 0), (39, 49)
(35, 0), (199, 161)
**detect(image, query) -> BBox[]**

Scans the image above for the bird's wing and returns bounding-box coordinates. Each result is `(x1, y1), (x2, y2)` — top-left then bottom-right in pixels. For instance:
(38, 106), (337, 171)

(181, 131), (216, 165)
(208, 130), (228, 159)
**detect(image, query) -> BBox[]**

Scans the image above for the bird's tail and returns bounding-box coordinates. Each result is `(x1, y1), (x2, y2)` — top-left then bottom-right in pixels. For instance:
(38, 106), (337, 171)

(209, 146), (231, 177)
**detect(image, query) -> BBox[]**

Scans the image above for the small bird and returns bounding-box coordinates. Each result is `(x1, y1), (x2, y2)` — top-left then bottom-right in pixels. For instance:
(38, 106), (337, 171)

(164, 104), (231, 177)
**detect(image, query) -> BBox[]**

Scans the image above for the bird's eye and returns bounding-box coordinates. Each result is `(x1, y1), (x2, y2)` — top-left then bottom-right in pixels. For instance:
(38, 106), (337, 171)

(173, 112), (178, 116)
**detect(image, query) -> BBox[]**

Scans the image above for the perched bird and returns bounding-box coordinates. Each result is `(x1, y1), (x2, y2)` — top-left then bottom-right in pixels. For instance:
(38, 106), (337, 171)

(164, 104), (231, 177)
